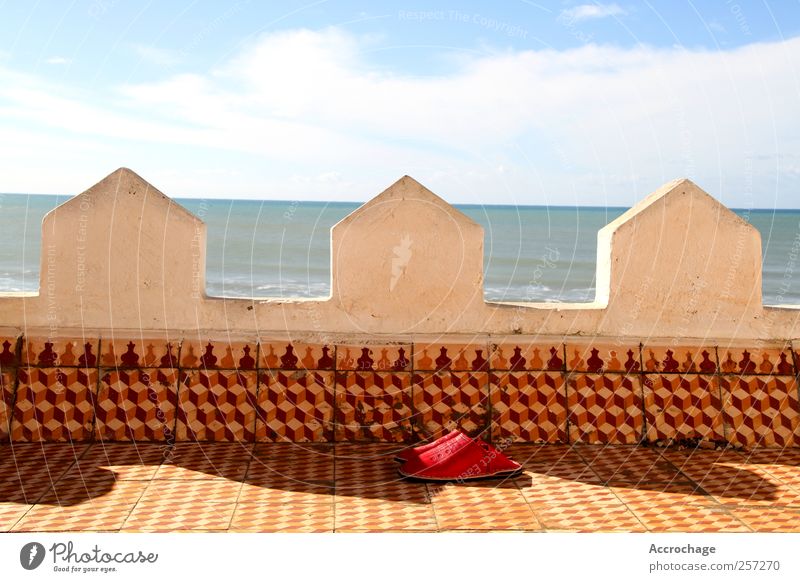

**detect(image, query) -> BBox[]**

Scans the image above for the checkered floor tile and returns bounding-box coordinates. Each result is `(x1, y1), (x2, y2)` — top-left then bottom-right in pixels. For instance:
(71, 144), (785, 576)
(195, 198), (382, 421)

(122, 501), (236, 531)
(335, 499), (437, 531)
(231, 503), (333, 532)
(13, 502), (134, 532)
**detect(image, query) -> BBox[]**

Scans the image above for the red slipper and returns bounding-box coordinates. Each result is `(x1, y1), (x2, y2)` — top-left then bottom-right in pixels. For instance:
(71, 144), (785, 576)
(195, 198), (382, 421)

(393, 430), (461, 463)
(398, 434), (522, 481)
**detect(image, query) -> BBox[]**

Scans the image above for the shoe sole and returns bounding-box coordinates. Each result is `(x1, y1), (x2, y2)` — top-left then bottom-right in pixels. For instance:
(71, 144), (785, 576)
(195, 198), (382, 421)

(397, 467), (523, 481)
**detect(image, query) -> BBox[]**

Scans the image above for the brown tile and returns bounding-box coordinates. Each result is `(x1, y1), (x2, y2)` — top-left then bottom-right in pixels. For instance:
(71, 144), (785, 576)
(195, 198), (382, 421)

(335, 372), (413, 442)
(11, 368), (97, 441)
(64, 443), (166, 481)
(517, 474), (617, 506)
(335, 498), (437, 531)
(176, 370), (258, 441)
(139, 479), (242, 504)
(22, 338), (99, 368)
(37, 478), (147, 505)
(179, 339), (257, 370)
(533, 498), (646, 532)
(414, 342), (490, 372)
(626, 500), (749, 532)
(0, 336), (19, 368)
(122, 501), (235, 531)
(336, 344), (411, 371)
(434, 497), (541, 531)
(489, 341), (565, 371)
(238, 478), (334, 504)
(564, 342), (640, 373)
(13, 502), (134, 532)
(231, 502), (333, 532)
(256, 370), (334, 442)
(721, 375), (800, 447)
(99, 338), (180, 368)
(567, 373), (644, 444)
(729, 507), (800, 532)
(643, 373), (725, 444)
(490, 372), (568, 443)
(611, 482), (714, 506)
(0, 370), (14, 442)
(412, 372), (489, 439)
(94, 369), (178, 441)
(641, 344), (718, 374)
(259, 340), (335, 371)
(578, 446), (683, 483)
(716, 343), (795, 375)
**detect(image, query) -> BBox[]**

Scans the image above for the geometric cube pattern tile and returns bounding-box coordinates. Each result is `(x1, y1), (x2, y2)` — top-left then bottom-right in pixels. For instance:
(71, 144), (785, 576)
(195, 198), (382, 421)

(721, 375), (800, 448)
(256, 371), (334, 442)
(335, 372), (413, 442)
(7, 442), (800, 532)
(11, 368), (97, 442)
(94, 369), (178, 441)
(490, 372), (567, 443)
(0, 335), (799, 447)
(176, 371), (258, 441)
(567, 373), (643, 444)
(643, 374), (725, 444)
(413, 372), (489, 439)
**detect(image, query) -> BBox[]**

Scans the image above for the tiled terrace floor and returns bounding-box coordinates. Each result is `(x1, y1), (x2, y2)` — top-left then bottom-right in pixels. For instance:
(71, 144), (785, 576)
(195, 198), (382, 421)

(2, 442), (800, 532)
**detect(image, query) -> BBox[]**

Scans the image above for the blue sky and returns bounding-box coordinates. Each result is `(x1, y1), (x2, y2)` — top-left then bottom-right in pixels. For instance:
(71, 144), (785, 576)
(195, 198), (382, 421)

(1, 0), (799, 207)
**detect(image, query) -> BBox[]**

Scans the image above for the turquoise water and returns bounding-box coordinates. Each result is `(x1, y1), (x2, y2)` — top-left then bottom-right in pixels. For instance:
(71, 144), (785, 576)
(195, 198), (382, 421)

(1, 193), (798, 304)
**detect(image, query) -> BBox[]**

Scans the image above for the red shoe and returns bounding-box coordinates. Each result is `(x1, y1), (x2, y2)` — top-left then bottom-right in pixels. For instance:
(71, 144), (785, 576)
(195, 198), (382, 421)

(398, 434), (522, 481)
(393, 430), (461, 463)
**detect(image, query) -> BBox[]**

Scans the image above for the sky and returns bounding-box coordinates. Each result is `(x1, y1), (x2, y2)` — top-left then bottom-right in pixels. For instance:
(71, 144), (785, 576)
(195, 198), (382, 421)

(0, 0), (799, 207)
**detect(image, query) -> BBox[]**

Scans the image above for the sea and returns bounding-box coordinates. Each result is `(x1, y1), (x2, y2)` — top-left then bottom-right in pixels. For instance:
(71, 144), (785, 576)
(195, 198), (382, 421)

(1, 193), (798, 305)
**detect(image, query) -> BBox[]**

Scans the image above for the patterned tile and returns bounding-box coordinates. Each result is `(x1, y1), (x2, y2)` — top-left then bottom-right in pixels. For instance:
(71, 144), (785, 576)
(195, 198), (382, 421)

(64, 443), (165, 480)
(517, 474), (618, 506)
(567, 373), (643, 444)
(0, 336), (19, 368)
(643, 374), (725, 443)
(122, 501), (235, 531)
(231, 503), (333, 532)
(489, 342), (565, 371)
(155, 459), (250, 481)
(433, 496), (541, 530)
(246, 454), (334, 483)
(642, 345), (718, 374)
(176, 370), (258, 441)
(729, 507), (800, 532)
(0, 503), (30, 531)
(256, 371), (334, 442)
(336, 344), (411, 372)
(0, 371), (14, 442)
(625, 501), (749, 532)
(578, 446), (683, 484)
(139, 479), (242, 504)
(238, 479), (334, 504)
(611, 482), (714, 506)
(414, 342), (490, 371)
(717, 344), (795, 375)
(564, 342), (641, 373)
(412, 372), (489, 438)
(13, 502), (134, 532)
(336, 482), (428, 502)
(533, 499), (646, 532)
(721, 375), (800, 447)
(37, 478), (148, 504)
(94, 369), (178, 441)
(99, 338), (180, 368)
(259, 340), (335, 371)
(335, 372), (413, 442)
(490, 372), (568, 443)
(22, 338), (99, 368)
(335, 498), (437, 531)
(11, 368), (97, 442)
(179, 340), (258, 370)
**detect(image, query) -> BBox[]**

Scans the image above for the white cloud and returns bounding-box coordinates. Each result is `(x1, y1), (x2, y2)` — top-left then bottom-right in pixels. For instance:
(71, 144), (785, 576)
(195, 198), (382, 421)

(560, 3), (626, 22)
(132, 44), (182, 67)
(44, 56), (71, 65)
(1, 28), (799, 207)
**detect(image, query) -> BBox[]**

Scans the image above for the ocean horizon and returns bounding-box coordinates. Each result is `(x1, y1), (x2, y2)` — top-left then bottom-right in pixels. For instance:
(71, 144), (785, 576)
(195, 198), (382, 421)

(1, 193), (798, 305)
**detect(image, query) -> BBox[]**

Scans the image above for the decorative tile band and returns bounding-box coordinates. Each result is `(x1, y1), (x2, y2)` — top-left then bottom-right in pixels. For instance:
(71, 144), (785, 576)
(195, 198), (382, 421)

(0, 336), (798, 446)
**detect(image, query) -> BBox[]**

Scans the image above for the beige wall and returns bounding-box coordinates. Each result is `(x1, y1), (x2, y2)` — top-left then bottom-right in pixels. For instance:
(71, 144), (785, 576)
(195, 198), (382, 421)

(1, 168), (798, 341)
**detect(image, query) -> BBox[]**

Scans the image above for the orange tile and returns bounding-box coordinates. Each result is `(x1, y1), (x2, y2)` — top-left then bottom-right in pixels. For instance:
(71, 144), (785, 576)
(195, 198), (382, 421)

(176, 370), (258, 441)
(716, 343), (795, 375)
(564, 342), (640, 373)
(37, 478), (147, 505)
(721, 375), (800, 447)
(414, 342), (490, 371)
(577, 446), (683, 483)
(336, 344), (411, 371)
(99, 338), (180, 368)
(533, 499), (646, 532)
(0, 371), (13, 442)
(259, 341), (335, 371)
(490, 372), (568, 443)
(641, 344), (718, 374)
(256, 370), (334, 442)
(489, 341), (565, 371)
(22, 337), (99, 368)
(139, 479), (242, 504)
(567, 373), (643, 444)
(179, 339), (257, 370)
(643, 374), (725, 444)
(729, 507), (800, 532)
(335, 498), (437, 531)
(11, 368), (97, 442)
(122, 501), (235, 531)
(335, 372), (413, 442)
(625, 501), (749, 532)
(231, 503), (333, 532)
(95, 369), (178, 441)
(412, 372), (489, 438)
(13, 502), (133, 532)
